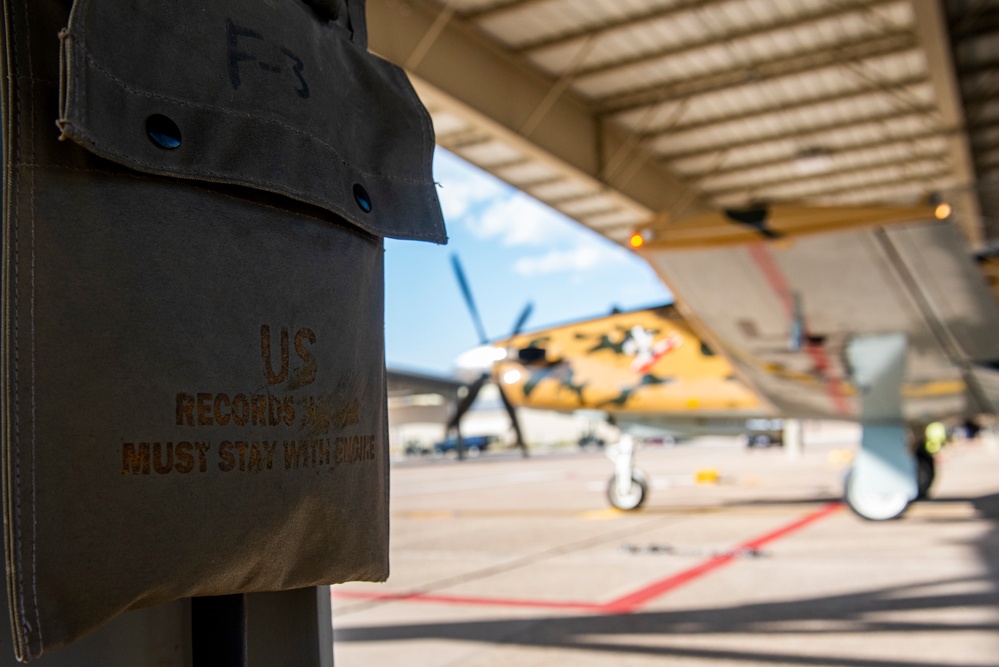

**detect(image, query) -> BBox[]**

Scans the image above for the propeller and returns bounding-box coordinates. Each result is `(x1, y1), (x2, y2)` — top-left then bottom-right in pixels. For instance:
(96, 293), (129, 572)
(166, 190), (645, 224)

(445, 374), (489, 433)
(451, 254), (489, 345)
(449, 254), (531, 458)
(510, 302), (534, 340)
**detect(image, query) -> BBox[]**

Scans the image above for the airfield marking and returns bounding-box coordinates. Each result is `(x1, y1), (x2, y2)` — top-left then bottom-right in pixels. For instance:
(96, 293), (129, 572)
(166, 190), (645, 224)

(334, 502), (843, 613)
(332, 590), (604, 612)
(579, 508), (624, 520)
(391, 504), (836, 520)
(391, 469), (567, 497)
(603, 501), (842, 612)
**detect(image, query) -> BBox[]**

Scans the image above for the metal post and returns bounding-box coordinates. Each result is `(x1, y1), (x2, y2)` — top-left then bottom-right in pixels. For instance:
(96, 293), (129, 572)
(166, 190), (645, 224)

(783, 419), (803, 459)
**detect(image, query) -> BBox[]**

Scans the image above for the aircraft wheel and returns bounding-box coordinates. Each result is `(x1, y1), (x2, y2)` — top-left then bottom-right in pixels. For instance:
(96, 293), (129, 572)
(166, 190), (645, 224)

(843, 469), (910, 521)
(915, 448), (935, 500)
(607, 474), (647, 511)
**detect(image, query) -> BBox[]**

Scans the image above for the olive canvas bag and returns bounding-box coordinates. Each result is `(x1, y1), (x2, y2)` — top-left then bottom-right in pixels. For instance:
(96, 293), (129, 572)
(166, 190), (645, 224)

(1, 0), (445, 659)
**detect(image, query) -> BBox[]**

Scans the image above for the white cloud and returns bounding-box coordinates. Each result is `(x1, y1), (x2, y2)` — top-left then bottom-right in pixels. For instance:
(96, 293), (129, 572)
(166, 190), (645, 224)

(433, 149), (637, 280)
(513, 240), (628, 277)
(435, 169), (506, 221)
(466, 193), (566, 247)
(434, 150), (578, 248)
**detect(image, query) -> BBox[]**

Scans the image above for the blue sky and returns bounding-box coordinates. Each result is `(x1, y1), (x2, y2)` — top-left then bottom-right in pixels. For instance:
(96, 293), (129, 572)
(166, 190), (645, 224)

(384, 149), (672, 376)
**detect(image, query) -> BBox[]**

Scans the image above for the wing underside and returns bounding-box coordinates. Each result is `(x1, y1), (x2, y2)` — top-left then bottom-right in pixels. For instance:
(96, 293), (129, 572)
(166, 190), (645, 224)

(646, 220), (999, 421)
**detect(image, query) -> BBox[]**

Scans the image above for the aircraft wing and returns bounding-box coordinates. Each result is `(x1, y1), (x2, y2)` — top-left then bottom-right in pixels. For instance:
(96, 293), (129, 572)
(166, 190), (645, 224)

(640, 207), (999, 421)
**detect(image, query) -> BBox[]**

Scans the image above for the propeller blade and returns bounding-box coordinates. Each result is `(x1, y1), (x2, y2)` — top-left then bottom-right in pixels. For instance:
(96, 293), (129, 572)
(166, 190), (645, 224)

(497, 383), (529, 458)
(509, 301), (534, 339)
(451, 254), (489, 345)
(446, 374), (488, 432)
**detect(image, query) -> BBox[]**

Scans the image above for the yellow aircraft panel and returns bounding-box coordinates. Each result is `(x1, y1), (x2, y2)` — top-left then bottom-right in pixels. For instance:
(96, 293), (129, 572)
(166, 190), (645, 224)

(492, 306), (765, 416)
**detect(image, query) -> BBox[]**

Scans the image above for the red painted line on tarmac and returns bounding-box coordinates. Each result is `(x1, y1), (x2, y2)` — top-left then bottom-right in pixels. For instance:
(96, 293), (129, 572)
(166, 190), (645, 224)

(333, 503), (843, 614)
(602, 501), (843, 613)
(333, 589), (603, 611)
(739, 501), (843, 551)
(600, 553), (738, 614)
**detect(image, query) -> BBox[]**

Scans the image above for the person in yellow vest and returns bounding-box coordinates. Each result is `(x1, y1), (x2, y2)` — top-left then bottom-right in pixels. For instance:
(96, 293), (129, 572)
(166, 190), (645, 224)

(925, 421), (948, 455)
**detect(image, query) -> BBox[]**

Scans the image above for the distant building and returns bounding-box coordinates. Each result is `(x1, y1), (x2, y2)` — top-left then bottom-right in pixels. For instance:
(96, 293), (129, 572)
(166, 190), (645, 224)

(386, 370), (618, 457)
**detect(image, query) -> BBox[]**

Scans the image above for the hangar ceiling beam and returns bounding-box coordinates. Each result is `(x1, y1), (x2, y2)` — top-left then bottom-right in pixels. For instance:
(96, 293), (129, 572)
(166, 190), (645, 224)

(366, 0), (711, 226)
(706, 129), (949, 178)
(514, 0), (728, 54)
(563, 0), (899, 79)
(805, 168), (951, 199)
(459, 0), (550, 21)
(600, 31), (917, 115)
(641, 75), (929, 139)
(911, 0), (983, 247)
(659, 109), (937, 163)
(704, 151), (947, 198)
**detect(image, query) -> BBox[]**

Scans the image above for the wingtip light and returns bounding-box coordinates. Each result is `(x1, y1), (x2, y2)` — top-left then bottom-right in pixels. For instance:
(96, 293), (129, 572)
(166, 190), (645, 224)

(935, 202), (952, 220)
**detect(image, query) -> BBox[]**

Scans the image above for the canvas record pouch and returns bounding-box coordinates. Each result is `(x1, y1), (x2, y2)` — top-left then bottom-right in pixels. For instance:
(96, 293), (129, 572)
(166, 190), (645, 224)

(1, 0), (445, 660)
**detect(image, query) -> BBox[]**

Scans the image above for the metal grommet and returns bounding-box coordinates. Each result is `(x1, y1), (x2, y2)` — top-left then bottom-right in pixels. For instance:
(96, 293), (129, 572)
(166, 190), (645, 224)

(353, 183), (372, 213)
(146, 114), (182, 149)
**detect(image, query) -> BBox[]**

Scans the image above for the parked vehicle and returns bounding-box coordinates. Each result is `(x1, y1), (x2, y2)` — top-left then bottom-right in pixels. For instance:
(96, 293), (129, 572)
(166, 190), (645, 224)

(434, 435), (495, 456)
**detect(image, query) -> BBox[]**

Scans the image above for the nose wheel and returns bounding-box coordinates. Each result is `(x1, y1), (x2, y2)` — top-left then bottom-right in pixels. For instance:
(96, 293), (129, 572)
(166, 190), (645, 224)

(843, 469), (910, 521)
(607, 472), (648, 510)
(606, 434), (648, 510)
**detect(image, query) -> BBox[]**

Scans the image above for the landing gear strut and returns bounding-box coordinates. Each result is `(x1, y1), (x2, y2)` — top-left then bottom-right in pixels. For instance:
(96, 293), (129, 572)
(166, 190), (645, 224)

(843, 334), (918, 521)
(606, 434), (648, 510)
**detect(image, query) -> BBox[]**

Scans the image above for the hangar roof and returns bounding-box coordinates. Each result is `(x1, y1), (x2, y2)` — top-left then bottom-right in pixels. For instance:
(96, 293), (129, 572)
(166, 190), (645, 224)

(367, 0), (999, 249)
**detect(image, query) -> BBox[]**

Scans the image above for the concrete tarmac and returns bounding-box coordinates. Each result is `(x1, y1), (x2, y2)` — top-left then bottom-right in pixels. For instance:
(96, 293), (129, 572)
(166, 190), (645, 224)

(332, 431), (999, 666)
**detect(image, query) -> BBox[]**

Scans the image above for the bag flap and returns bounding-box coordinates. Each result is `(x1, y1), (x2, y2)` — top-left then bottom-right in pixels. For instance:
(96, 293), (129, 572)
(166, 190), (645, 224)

(57, 0), (446, 243)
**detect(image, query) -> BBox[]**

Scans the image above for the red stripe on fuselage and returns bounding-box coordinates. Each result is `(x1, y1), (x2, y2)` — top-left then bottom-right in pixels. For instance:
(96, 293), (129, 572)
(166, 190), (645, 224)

(746, 243), (851, 417)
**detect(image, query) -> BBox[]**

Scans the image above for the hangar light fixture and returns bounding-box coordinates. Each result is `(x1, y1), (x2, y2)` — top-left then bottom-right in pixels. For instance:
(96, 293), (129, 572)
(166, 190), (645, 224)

(795, 147), (833, 175)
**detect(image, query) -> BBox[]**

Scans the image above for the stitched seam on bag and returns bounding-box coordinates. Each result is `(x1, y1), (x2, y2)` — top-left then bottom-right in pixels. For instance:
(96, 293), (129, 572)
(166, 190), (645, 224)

(75, 43), (428, 186)
(77, 35), (85, 142)
(9, 3), (29, 657)
(63, 123), (380, 237)
(15, 75), (58, 85)
(61, 123), (446, 243)
(18, 163), (383, 245)
(394, 63), (442, 244)
(24, 0), (42, 648)
(67, 42), (443, 243)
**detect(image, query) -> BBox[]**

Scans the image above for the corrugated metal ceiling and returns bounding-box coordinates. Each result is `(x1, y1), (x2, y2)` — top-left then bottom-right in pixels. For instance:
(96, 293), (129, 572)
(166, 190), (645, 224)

(368, 0), (995, 249)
